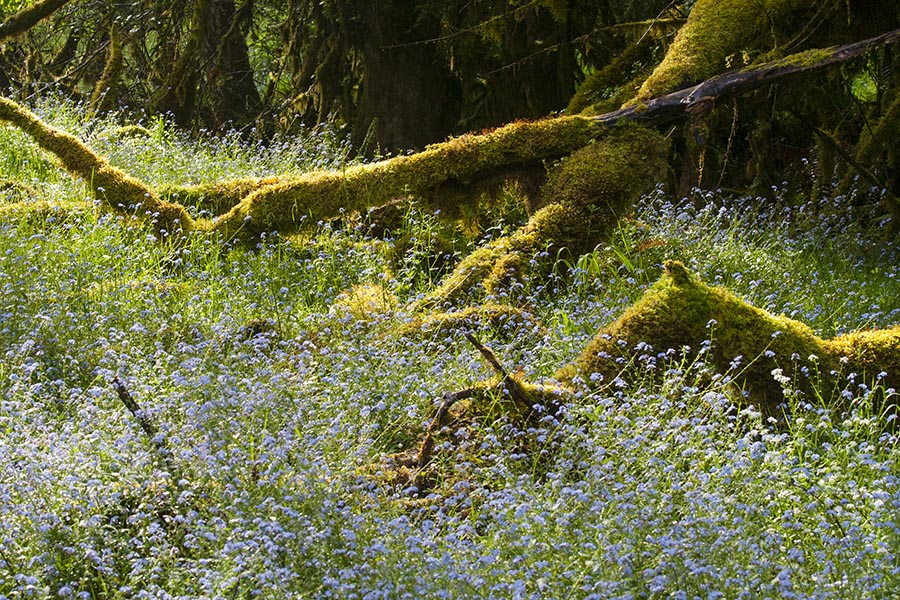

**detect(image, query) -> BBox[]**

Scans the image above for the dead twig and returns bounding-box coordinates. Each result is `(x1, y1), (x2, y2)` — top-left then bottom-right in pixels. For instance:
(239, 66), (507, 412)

(416, 388), (476, 470)
(112, 377), (181, 481)
(465, 333), (532, 412)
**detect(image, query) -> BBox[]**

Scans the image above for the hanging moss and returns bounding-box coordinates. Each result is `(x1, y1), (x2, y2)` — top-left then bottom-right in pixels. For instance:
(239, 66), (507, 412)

(854, 89), (900, 170)
(89, 25), (123, 114)
(558, 261), (900, 418)
(629, 0), (803, 104)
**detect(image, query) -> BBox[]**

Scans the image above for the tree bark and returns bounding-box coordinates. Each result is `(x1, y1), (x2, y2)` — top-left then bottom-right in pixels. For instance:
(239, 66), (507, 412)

(597, 28), (900, 128)
(205, 0), (261, 130)
(353, 1), (459, 152)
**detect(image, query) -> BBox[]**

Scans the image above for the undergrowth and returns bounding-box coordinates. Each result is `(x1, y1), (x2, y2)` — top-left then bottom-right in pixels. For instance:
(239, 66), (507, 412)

(0, 97), (898, 598)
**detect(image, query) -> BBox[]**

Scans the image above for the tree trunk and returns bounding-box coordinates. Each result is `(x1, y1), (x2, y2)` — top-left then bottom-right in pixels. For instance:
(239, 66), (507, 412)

(205, 0), (261, 130)
(353, 1), (459, 152)
(151, 0), (210, 126)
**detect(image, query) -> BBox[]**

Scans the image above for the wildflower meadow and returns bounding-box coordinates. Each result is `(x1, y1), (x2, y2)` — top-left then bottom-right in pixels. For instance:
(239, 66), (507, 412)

(1, 99), (899, 599)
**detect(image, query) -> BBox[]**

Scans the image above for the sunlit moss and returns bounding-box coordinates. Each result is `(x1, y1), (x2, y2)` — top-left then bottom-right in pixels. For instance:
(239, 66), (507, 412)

(0, 178), (37, 203)
(400, 303), (539, 339)
(211, 116), (600, 240)
(0, 97), (194, 234)
(160, 176), (283, 217)
(560, 261), (900, 417)
(629, 0), (802, 103)
(95, 124), (152, 142)
(419, 123), (668, 307)
(89, 26), (123, 114)
(330, 283), (397, 321)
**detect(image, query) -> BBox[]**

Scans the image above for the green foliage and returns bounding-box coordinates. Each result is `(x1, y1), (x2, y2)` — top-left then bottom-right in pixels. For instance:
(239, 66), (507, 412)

(1, 113), (899, 596)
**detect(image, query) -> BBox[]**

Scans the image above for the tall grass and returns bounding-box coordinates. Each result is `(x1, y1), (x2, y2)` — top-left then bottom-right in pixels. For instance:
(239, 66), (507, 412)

(0, 97), (898, 598)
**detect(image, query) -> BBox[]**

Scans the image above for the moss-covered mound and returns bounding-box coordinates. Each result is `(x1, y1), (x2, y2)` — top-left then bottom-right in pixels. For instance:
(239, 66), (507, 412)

(559, 261), (900, 417)
(0, 178), (36, 203)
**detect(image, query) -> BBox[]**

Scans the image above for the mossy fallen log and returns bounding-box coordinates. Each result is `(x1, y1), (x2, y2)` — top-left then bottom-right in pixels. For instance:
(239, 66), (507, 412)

(557, 261), (900, 418)
(160, 177), (284, 217)
(0, 98), (192, 234)
(386, 262), (900, 494)
(209, 116), (600, 240)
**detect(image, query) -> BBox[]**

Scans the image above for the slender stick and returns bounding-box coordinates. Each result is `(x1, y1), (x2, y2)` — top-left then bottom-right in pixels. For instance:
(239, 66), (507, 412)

(112, 377), (180, 481)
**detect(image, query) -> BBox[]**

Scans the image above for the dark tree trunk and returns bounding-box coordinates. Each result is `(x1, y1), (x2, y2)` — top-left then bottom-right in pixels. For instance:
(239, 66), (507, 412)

(206, 0), (261, 130)
(354, 1), (460, 152)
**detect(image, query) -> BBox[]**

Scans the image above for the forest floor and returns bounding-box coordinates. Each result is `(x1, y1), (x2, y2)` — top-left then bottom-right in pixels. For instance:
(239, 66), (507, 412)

(1, 98), (899, 598)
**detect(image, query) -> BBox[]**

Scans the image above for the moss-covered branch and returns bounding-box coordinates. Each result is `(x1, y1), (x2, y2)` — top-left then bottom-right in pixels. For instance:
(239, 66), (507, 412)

(599, 29), (900, 127)
(210, 116), (601, 240)
(89, 25), (124, 114)
(418, 124), (668, 307)
(628, 0), (805, 104)
(0, 97), (192, 233)
(0, 0), (73, 42)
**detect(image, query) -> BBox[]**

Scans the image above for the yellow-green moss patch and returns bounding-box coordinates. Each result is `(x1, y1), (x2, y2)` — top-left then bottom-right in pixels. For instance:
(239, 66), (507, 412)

(560, 261), (900, 418)
(330, 283), (397, 322)
(630, 0), (803, 103)
(419, 123), (668, 307)
(160, 177), (285, 217)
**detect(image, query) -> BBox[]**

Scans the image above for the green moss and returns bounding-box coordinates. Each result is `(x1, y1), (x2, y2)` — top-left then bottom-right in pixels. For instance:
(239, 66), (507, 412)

(855, 90), (900, 165)
(630, 0), (803, 103)
(0, 199), (92, 224)
(89, 25), (123, 114)
(330, 283), (397, 321)
(561, 261), (900, 418)
(212, 116), (600, 240)
(420, 123), (668, 306)
(400, 303), (539, 340)
(160, 177), (283, 217)
(96, 125), (153, 141)
(0, 97), (195, 234)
